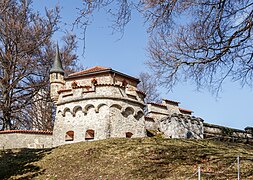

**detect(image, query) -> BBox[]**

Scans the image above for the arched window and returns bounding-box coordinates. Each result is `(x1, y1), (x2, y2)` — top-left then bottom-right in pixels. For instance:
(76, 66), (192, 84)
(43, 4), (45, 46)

(65, 131), (74, 141)
(126, 132), (133, 138)
(85, 129), (95, 140)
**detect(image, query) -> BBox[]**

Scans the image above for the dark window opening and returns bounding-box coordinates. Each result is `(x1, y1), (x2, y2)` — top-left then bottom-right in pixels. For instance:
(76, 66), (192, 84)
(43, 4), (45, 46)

(186, 131), (193, 139)
(146, 130), (155, 137)
(91, 78), (98, 85)
(65, 131), (74, 141)
(126, 132), (133, 138)
(122, 79), (128, 87)
(56, 73), (58, 79)
(85, 129), (95, 140)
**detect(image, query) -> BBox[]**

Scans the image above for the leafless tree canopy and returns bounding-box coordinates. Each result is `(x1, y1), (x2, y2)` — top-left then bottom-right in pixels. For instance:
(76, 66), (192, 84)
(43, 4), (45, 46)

(138, 72), (160, 103)
(147, 0), (253, 92)
(0, 0), (79, 130)
(79, 0), (253, 92)
(17, 35), (79, 131)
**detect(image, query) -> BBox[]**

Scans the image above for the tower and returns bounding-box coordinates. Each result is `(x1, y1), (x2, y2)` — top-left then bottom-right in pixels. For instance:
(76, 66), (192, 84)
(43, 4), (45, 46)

(50, 43), (65, 102)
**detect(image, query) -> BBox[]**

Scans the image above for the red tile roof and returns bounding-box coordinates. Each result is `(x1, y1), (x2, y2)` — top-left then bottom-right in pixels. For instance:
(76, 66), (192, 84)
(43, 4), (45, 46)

(0, 130), (53, 135)
(147, 102), (167, 108)
(68, 66), (111, 77)
(179, 108), (193, 113)
(66, 66), (140, 83)
(136, 90), (146, 96)
(163, 99), (180, 105)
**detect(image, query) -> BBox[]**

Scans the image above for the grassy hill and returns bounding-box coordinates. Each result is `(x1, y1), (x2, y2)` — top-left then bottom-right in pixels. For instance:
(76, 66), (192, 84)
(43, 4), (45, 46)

(1, 138), (253, 179)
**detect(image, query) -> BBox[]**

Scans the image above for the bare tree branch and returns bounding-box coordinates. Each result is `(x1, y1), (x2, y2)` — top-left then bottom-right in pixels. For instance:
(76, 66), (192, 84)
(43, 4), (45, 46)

(0, 0), (79, 130)
(138, 72), (160, 103)
(77, 0), (253, 93)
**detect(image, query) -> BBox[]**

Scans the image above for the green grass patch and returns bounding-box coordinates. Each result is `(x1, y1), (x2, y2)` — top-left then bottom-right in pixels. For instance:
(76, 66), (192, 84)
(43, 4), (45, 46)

(1, 138), (253, 179)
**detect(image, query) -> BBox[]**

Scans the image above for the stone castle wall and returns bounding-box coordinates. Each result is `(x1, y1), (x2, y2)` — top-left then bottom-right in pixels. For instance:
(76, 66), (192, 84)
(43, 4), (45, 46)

(53, 83), (146, 147)
(204, 123), (253, 143)
(1, 62), (252, 149)
(0, 130), (52, 149)
(1, 107), (252, 149)
(64, 72), (138, 92)
(160, 114), (203, 139)
(145, 100), (203, 139)
(144, 100), (253, 142)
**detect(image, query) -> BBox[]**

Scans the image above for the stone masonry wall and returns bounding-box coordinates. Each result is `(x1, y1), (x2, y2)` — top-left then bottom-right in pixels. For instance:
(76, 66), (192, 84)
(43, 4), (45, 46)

(145, 101), (202, 139)
(53, 83), (146, 147)
(53, 97), (146, 147)
(0, 131), (52, 149)
(204, 123), (253, 143)
(160, 114), (204, 139)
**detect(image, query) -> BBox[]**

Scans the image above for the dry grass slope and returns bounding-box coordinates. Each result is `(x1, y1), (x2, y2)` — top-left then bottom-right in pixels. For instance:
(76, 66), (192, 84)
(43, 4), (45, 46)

(0, 138), (253, 180)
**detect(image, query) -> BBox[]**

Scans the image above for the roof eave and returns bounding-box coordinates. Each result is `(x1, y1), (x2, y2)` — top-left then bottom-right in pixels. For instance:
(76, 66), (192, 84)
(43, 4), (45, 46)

(110, 69), (140, 83)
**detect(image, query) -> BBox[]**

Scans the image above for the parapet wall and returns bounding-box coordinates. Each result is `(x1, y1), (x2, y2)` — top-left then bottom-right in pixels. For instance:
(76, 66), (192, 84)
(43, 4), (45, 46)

(204, 123), (253, 143)
(0, 130), (53, 149)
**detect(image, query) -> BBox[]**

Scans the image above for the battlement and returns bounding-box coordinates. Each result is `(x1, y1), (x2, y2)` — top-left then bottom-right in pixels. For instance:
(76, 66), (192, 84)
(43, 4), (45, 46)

(56, 83), (145, 106)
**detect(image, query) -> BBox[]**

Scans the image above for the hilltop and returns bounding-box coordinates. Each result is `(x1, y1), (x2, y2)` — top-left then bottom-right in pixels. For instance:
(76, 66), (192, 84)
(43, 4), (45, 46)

(1, 138), (253, 179)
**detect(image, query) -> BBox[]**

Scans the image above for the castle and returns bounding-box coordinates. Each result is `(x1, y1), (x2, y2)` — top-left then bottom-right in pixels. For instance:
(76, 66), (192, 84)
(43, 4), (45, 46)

(50, 46), (146, 146)
(49, 45), (206, 146)
(0, 47), (252, 149)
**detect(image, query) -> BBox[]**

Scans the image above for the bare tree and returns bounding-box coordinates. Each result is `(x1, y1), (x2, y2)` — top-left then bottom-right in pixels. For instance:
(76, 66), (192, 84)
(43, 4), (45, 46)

(77, 0), (253, 93)
(15, 35), (79, 131)
(0, 0), (79, 130)
(147, 0), (253, 93)
(138, 72), (160, 103)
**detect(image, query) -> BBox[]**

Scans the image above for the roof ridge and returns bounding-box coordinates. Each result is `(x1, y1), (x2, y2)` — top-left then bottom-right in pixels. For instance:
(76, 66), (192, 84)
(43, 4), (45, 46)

(68, 66), (111, 77)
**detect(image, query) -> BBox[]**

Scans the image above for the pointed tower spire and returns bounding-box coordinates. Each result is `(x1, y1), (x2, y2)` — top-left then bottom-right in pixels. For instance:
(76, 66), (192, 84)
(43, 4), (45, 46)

(50, 42), (64, 74)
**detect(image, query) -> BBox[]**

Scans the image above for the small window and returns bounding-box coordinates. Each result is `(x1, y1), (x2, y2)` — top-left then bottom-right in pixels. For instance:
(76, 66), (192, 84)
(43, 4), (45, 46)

(186, 131), (193, 139)
(85, 129), (95, 140)
(126, 132), (133, 138)
(55, 73), (58, 79)
(65, 131), (74, 141)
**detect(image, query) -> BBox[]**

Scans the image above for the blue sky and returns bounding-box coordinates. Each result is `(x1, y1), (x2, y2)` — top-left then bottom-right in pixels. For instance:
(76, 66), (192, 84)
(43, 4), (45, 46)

(33, 1), (252, 130)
